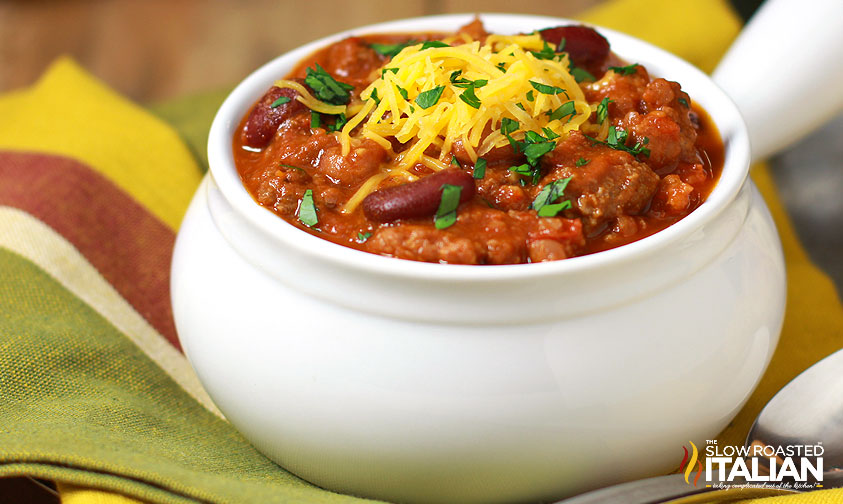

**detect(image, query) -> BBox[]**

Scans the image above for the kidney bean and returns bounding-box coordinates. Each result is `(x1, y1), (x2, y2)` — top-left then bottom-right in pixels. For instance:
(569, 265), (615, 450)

(539, 25), (610, 75)
(362, 169), (476, 222)
(241, 83), (307, 148)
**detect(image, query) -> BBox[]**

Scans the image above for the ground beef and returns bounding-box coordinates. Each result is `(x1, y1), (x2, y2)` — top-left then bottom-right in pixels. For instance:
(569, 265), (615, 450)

(542, 132), (660, 235)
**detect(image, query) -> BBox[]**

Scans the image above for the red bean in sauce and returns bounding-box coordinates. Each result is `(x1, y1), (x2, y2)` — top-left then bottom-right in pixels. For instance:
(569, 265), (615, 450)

(362, 169), (476, 222)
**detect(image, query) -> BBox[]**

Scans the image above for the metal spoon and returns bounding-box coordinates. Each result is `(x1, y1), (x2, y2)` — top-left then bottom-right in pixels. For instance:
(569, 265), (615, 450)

(555, 348), (843, 504)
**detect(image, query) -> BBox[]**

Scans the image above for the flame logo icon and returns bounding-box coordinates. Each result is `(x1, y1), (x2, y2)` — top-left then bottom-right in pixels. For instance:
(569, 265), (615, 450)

(679, 441), (703, 486)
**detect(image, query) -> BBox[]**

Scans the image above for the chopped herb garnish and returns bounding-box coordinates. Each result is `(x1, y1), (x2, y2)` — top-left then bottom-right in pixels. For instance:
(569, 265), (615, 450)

(542, 127), (560, 140)
(409, 105), (415, 113)
(370, 88), (381, 105)
(279, 163), (305, 172)
(530, 40), (561, 61)
(509, 164), (533, 177)
(326, 113), (348, 133)
(357, 231), (372, 243)
(370, 40), (418, 58)
(501, 117), (519, 135)
(381, 67), (399, 77)
(434, 184), (462, 229)
(537, 201), (572, 217)
(298, 189), (318, 227)
(459, 86), (481, 109)
(396, 85), (409, 100)
(310, 111), (321, 129)
(505, 129), (559, 184)
(526, 90), (535, 102)
(608, 63), (640, 75)
(571, 67), (596, 83)
(596, 97), (612, 124)
(305, 64), (354, 105)
(678, 97), (689, 107)
(532, 177), (572, 217)
(421, 40), (450, 50)
(576, 157), (590, 167)
(473, 158), (486, 179)
(546, 101), (577, 123)
(522, 141), (556, 167)
(269, 96), (291, 108)
(449, 70), (487, 89)
(451, 155), (460, 166)
(496, 62), (507, 72)
(415, 85), (445, 109)
(530, 81), (568, 97)
(585, 126), (651, 157)
(515, 103), (526, 111)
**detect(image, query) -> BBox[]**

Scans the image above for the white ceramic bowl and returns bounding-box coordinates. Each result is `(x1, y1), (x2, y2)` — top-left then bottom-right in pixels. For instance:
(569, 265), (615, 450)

(172, 14), (786, 504)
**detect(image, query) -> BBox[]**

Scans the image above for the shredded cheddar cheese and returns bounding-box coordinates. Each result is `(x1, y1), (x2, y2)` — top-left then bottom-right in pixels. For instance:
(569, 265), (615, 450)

(279, 32), (605, 214)
(341, 33), (592, 169)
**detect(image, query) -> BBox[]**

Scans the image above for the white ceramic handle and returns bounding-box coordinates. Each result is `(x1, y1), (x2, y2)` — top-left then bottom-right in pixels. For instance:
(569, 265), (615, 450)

(712, 0), (843, 163)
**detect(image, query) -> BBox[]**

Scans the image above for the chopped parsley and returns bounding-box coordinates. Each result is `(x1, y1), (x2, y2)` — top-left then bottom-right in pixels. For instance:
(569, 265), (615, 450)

(269, 96), (291, 108)
(546, 101), (577, 123)
(608, 63), (640, 75)
(522, 138), (556, 166)
(509, 164), (533, 177)
(530, 81), (568, 97)
(357, 231), (372, 243)
(596, 97), (612, 124)
(542, 127), (560, 140)
(396, 85), (409, 100)
(501, 117), (519, 135)
(678, 97), (689, 107)
(415, 86), (445, 109)
(451, 155), (461, 166)
(310, 111), (321, 129)
(530, 40), (562, 61)
(370, 40), (418, 58)
(434, 184), (462, 229)
(473, 158), (487, 179)
(279, 163), (304, 172)
(532, 177), (572, 217)
(297, 189), (318, 227)
(526, 90), (535, 102)
(381, 67), (399, 77)
(496, 62), (508, 72)
(449, 70), (487, 109)
(325, 113), (347, 133)
(304, 64), (353, 105)
(537, 200), (572, 217)
(576, 157), (590, 167)
(585, 126), (651, 157)
(505, 129), (559, 184)
(370, 88), (380, 105)
(421, 40), (450, 50)
(459, 86), (481, 109)
(570, 67), (596, 83)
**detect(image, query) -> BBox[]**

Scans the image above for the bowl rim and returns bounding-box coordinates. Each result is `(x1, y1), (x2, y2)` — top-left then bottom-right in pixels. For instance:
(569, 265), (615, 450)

(207, 13), (750, 283)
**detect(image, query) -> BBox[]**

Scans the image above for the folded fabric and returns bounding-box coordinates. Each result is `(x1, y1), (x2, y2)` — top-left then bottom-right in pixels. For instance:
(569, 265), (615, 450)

(0, 0), (841, 503)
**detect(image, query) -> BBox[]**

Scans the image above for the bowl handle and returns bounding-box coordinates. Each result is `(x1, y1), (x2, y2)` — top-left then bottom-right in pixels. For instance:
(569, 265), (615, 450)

(712, 0), (843, 163)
